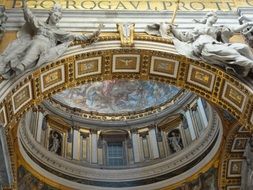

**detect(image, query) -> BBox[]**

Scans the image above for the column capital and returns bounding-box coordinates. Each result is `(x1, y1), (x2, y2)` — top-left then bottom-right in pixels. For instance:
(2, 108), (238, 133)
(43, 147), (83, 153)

(90, 129), (98, 134)
(130, 128), (138, 134)
(148, 124), (156, 130)
(183, 104), (191, 112)
(191, 104), (198, 111)
(73, 125), (80, 131)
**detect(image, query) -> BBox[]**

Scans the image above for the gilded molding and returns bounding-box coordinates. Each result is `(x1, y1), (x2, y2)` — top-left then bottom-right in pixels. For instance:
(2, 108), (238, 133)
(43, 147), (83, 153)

(219, 124), (252, 189)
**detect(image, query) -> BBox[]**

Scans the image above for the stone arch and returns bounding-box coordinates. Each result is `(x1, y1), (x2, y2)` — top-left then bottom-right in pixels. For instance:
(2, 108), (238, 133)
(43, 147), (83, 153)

(0, 38), (252, 132)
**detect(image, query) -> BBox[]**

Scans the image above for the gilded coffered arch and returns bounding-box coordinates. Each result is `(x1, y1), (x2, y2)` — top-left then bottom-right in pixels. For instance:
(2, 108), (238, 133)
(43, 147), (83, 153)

(0, 35), (252, 133)
(0, 31), (250, 190)
(0, 0), (253, 189)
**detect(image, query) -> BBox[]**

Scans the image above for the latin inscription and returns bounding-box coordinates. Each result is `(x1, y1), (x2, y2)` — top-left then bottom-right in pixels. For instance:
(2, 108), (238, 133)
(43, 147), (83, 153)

(11, 0), (253, 11)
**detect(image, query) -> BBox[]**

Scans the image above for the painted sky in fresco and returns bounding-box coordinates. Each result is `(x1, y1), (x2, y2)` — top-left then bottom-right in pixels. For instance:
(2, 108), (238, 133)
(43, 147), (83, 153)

(53, 80), (180, 114)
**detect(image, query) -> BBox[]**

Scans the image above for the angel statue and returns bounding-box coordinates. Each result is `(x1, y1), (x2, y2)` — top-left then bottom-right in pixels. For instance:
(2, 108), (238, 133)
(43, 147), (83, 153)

(238, 15), (253, 48)
(146, 12), (253, 77)
(0, 0), (103, 79)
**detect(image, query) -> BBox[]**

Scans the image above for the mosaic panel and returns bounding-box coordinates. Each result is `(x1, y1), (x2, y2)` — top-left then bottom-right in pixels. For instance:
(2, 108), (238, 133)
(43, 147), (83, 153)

(41, 65), (65, 92)
(187, 65), (215, 92)
(231, 138), (248, 152)
(12, 82), (32, 114)
(221, 82), (247, 112)
(150, 56), (179, 78)
(75, 57), (102, 78)
(112, 54), (140, 73)
(227, 159), (243, 178)
(0, 106), (7, 127)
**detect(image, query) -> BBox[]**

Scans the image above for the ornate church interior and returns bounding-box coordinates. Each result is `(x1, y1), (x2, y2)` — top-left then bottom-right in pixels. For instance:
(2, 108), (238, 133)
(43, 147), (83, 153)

(0, 0), (253, 190)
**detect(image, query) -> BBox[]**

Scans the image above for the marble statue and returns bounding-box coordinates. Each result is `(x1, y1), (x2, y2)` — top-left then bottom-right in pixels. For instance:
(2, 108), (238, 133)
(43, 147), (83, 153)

(241, 135), (253, 190)
(0, 6), (8, 40)
(146, 12), (253, 77)
(168, 131), (182, 153)
(239, 15), (253, 48)
(49, 132), (61, 154)
(0, 0), (103, 79)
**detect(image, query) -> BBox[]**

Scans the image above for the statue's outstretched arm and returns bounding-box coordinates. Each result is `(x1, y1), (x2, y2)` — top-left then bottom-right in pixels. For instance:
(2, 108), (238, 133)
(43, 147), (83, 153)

(75, 24), (104, 42)
(231, 22), (253, 33)
(22, 0), (39, 29)
(170, 25), (195, 42)
(63, 24), (104, 42)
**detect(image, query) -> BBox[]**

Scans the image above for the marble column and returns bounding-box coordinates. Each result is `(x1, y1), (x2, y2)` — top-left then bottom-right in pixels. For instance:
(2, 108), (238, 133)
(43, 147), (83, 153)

(90, 129), (98, 164)
(197, 98), (208, 128)
(97, 134), (103, 165)
(72, 127), (80, 160)
(131, 130), (141, 163)
(36, 112), (44, 143)
(148, 126), (159, 159)
(185, 110), (196, 141)
(25, 110), (32, 127)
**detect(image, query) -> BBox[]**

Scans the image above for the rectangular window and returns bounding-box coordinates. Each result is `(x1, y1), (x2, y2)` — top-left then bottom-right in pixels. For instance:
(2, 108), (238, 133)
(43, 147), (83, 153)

(107, 142), (124, 166)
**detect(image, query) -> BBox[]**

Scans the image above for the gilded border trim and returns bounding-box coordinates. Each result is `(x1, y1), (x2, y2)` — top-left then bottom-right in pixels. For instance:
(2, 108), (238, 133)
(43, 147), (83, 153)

(40, 65), (65, 93)
(75, 57), (102, 78)
(12, 82), (32, 114)
(112, 54), (140, 73)
(150, 56), (179, 78)
(221, 81), (247, 113)
(186, 65), (215, 92)
(227, 159), (244, 178)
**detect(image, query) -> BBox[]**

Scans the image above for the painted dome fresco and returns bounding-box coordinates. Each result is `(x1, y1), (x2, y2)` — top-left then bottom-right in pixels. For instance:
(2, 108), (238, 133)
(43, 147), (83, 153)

(52, 80), (180, 114)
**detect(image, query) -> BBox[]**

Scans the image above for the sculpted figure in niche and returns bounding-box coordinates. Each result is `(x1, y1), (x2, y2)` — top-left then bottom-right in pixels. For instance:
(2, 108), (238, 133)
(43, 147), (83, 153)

(49, 130), (62, 155)
(241, 134), (253, 190)
(168, 130), (183, 153)
(0, 0), (103, 79)
(146, 12), (253, 77)
(0, 6), (8, 40)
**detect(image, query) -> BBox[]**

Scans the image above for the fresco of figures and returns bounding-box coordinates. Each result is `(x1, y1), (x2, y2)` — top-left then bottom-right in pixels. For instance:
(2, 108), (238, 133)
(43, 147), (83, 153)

(53, 80), (180, 114)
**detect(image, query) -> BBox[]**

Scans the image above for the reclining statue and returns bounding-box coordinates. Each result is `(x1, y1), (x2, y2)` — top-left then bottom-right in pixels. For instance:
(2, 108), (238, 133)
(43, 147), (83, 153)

(146, 12), (253, 77)
(0, 0), (103, 79)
